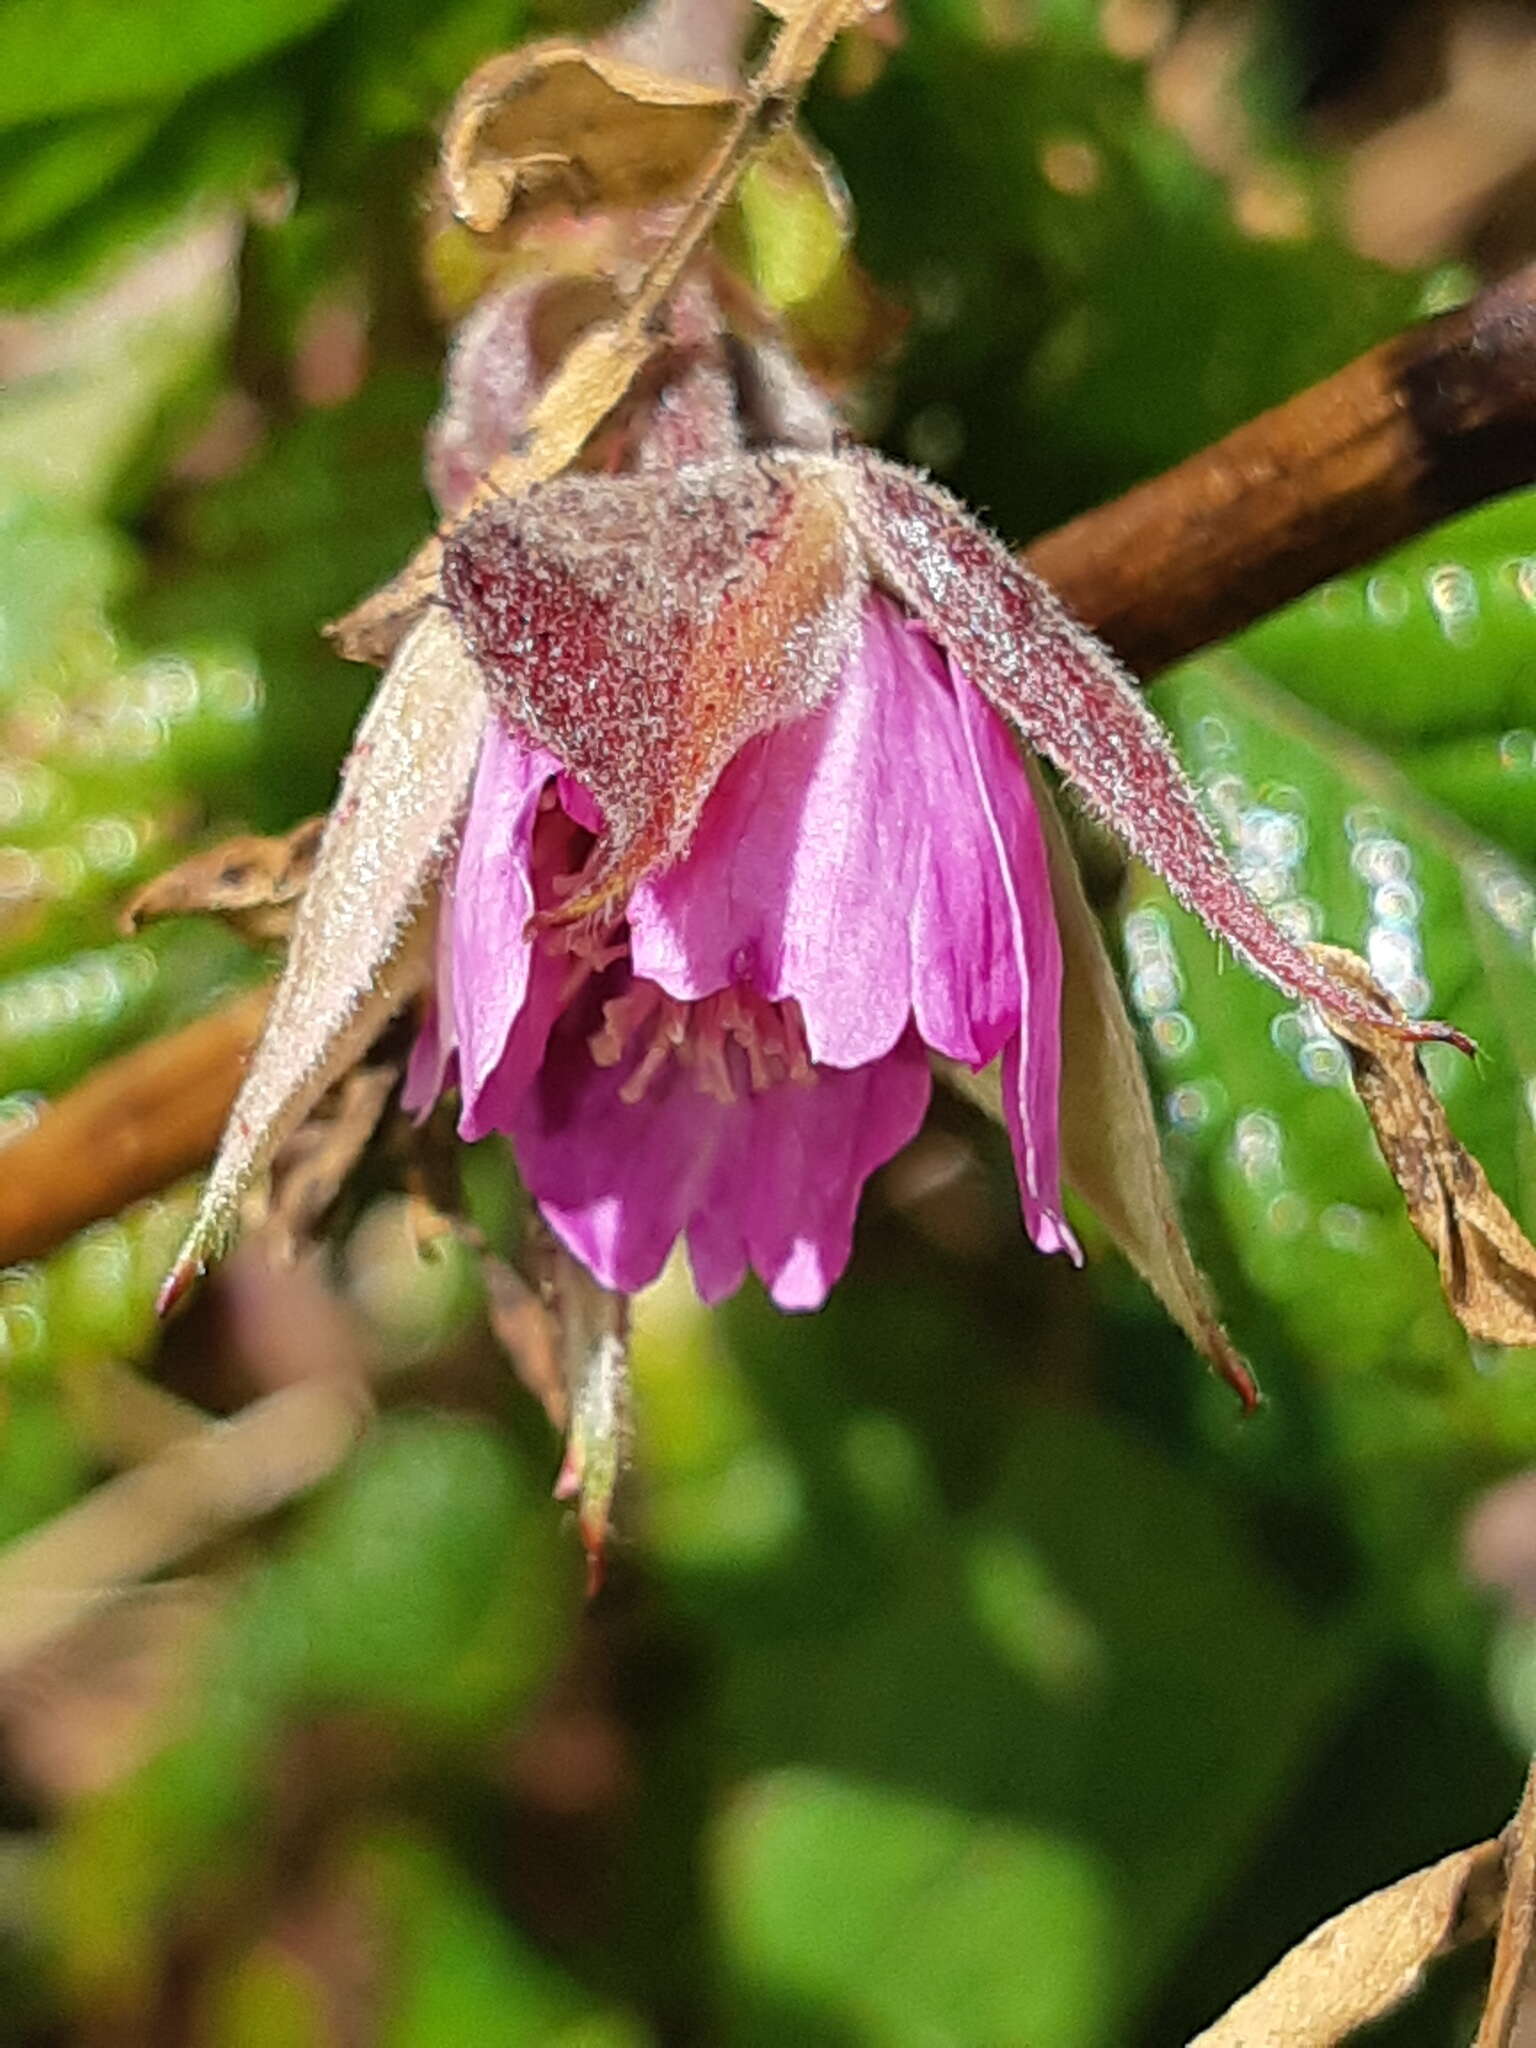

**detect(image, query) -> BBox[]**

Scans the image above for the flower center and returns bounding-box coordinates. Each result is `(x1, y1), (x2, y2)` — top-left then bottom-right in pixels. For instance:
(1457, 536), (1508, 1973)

(588, 980), (814, 1106)
(532, 796), (815, 1106)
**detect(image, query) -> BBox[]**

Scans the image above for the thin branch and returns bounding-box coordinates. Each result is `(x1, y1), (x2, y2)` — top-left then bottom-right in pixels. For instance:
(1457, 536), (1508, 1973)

(0, 1377), (368, 1676)
(0, 987), (268, 1266)
(1025, 262), (1536, 677)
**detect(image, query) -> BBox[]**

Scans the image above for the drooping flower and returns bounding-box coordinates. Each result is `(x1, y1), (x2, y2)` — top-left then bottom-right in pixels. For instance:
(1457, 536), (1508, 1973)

(405, 584), (1071, 1309)
(397, 447), (1468, 1314)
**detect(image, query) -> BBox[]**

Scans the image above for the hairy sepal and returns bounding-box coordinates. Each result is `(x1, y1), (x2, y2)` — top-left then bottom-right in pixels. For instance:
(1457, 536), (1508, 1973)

(842, 451), (1471, 1053)
(160, 610), (488, 1309)
(441, 455), (864, 924)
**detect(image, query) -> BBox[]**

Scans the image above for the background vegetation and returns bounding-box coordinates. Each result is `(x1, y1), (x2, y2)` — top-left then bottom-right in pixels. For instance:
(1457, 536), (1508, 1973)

(1, 0), (1535, 2039)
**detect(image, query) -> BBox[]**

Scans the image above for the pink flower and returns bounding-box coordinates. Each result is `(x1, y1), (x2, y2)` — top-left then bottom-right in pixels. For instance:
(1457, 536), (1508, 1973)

(396, 446), (1469, 1317)
(162, 439), (1468, 1348)
(406, 589), (1073, 1308)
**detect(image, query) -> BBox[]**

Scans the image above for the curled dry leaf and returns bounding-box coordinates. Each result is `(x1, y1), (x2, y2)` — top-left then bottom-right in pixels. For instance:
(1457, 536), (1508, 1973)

(442, 42), (741, 236)
(941, 769), (1258, 1408)
(1311, 943), (1536, 1350)
(261, 1061), (401, 1266)
(334, 0), (873, 666)
(1478, 1758), (1536, 2046)
(482, 1251), (568, 1432)
(120, 817), (323, 945)
(1189, 1834), (1504, 2046)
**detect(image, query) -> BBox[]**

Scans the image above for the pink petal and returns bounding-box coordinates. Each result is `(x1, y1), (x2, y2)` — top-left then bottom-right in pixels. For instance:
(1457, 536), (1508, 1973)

(845, 450), (1472, 1054)
(448, 721), (562, 1134)
(627, 594), (1030, 1074)
(510, 985), (930, 1310)
(949, 667), (1076, 1258)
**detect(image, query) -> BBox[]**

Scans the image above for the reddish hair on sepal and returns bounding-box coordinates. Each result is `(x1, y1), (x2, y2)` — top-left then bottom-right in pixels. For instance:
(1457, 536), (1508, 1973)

(155, 1256), (201, 1320)
(1223, 1349), (1262, 1415)
(442, 458), (866, 922)
(841, 450), (1474, 1058)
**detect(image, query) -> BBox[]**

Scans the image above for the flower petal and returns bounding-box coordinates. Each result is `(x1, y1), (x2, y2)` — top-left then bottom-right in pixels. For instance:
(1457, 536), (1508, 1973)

(627, 594), (1031, 1073)
(844, 450), (1472, 1054)
(949, 665), (1075, 1257)
(511, 983), (929, 1309)
(727, 1033), (931, 1309)
(448, 718), (560, 1126)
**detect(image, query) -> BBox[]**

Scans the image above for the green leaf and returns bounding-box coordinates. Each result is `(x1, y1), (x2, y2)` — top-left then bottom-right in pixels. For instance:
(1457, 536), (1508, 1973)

(272, 1413), (576, 1731)
(717, 1771), (1112, 2048)
(1239, 489), (1536, 858)
(201, 1942), (333, 2048)
(0, 108), (162, 253)
(356, 1827), (653, 2048)
(0, 84), (292, 310)
(0, 0), (348, 128)
(129, 370), (439, 823)
(1136, 641), (1536, 1640)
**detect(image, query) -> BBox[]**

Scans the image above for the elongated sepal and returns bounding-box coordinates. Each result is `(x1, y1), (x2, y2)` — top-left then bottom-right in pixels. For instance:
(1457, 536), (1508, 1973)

(548, 1248), (632, 1595)
(159, 611), (488, 1311)
(841, 450), (1473, 1055)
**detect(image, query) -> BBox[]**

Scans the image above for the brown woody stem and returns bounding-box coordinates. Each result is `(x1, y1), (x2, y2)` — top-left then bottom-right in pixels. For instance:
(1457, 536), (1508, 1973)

(1025, 262), (1536, 677)
(0, 988), (269, 1266)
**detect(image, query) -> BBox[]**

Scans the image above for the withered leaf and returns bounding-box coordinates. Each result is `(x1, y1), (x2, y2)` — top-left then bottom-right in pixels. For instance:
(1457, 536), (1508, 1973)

(1478, 1758), (1536, 2045)
(1312, 944), (1536, 1350)
(1189, 1836), (1504, 2046)
(161, 610), (486, 1308)
(261, 1062), (400, 1267)
(482, 1252), (567, 1434)
(941, 769), (1259, 1406)
(336, 3), (861, 671)
(121, 817), (323, 945)
(442, 42), (742, 236)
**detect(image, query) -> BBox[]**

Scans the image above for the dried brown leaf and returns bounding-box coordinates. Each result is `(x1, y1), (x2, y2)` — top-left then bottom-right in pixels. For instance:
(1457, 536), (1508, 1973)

(336, 2), (867, 667)
(442, 42), (742, 235)
(1479, 1760), (1536, 2045)
(120, 817), (323, 944)
(1312, 943), (1536, 1349)
(483, 1252), (567, 1432)
(1189, 1836), (1504, 2046)
(261, 1062), (400, 1266)
(941, 771), (1259, 1405)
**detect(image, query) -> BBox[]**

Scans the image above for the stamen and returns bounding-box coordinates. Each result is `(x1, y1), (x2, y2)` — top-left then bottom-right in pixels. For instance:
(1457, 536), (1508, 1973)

(591, 981), (663, 1068)
(590, 978), (817, 1105)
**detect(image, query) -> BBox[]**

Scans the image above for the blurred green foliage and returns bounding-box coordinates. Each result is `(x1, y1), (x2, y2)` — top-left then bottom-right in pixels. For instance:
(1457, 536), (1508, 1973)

(1, 0), (1534, 2042)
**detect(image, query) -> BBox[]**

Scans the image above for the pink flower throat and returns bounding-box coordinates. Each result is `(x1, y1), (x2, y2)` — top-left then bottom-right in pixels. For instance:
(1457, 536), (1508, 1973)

(539, 792), (814, 1109)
